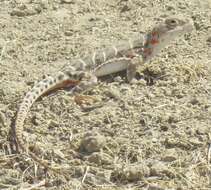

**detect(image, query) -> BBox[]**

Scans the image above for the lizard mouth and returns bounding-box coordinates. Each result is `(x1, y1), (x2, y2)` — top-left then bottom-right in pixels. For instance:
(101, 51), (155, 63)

(166, 19), (194, 40)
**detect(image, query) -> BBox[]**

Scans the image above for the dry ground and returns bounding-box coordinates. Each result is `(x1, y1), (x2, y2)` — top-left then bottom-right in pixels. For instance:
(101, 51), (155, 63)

(0, 0), (211, 189)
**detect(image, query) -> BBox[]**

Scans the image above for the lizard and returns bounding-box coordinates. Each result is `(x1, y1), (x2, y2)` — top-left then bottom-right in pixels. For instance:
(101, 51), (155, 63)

(63, 17), (194, 82)
(14, 17), (194, 175)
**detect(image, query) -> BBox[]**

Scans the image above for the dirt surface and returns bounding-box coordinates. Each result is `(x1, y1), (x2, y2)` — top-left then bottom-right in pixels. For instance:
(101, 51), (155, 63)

(0, 0), (211, 189)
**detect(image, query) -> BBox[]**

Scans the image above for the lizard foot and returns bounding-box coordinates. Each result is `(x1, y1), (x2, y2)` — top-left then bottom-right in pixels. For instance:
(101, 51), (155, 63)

(74, 95), (98, 105)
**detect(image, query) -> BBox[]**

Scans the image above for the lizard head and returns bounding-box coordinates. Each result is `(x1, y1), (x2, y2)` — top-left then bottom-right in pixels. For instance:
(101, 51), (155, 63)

(143, 17), (194, 61)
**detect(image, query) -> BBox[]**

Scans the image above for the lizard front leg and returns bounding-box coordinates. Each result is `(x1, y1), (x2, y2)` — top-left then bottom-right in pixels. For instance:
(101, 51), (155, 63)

(126, 56), (143, 82)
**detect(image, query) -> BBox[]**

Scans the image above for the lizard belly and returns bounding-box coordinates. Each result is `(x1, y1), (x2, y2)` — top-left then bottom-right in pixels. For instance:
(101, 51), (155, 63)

(93, 57), (131, 77)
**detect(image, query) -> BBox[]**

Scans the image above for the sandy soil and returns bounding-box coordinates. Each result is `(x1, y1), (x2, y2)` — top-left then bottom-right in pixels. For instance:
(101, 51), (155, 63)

(0, 0), (211, 189)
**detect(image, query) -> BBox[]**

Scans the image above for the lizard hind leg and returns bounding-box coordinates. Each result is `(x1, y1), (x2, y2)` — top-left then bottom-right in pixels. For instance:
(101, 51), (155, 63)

(73, 80), (99, 105)
(74, 95), (98, 105)
(69, 72), (99, 105)
(67, 71), (98, 93)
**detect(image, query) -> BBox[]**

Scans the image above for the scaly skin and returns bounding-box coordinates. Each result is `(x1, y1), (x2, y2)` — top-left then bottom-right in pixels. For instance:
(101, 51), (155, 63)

(14, 17), (194, 175)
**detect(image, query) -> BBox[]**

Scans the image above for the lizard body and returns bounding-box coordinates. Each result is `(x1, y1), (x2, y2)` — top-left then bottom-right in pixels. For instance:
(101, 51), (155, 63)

(14, 17), (194, 174)
(64, 17), (193, 79)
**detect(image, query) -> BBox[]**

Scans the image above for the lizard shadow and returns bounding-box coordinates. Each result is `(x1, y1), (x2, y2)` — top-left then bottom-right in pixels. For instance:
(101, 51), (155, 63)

(98, 68), (166, 86)
(37, 69), (166, 99)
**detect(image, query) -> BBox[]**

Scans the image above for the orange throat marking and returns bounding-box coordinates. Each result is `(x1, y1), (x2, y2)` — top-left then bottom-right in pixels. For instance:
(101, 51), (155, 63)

(150, 31), (159, 45)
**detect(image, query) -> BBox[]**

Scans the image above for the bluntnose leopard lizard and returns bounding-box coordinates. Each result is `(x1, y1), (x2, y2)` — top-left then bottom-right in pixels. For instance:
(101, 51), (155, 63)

(14, 17), (194, 175)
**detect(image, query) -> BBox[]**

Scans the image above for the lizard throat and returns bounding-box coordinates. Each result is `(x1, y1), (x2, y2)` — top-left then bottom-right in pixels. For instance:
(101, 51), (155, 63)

(142, 31), (160, 61)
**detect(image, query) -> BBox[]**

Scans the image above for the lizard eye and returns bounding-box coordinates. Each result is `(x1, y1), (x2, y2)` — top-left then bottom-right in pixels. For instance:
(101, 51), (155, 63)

(165, 18), (179, 29)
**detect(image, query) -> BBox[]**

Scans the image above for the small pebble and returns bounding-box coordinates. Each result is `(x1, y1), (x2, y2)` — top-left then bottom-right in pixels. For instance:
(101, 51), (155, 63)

(161, 149), (177, 162)
(148, 184), (165, 190)
(80, 132), (106, 153)
(104, 87), (120, 99)
(64, 30), (74, 36)
(86, 152), (113, 165)
(207, 36), (211, 44)
(114, 76), (122, 82)
(0, 111), (6, 127)
(113, 164), (150, 182)
(120, 5), (131, 13)
(150, 161), (175, 178)
(60, 0), (74, 3)
(10, 9), (26, 17)
(136, 78), (147, 86)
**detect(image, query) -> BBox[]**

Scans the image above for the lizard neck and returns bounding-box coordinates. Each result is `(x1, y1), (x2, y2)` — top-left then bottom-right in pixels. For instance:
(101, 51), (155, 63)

(142, 30), (161, 62)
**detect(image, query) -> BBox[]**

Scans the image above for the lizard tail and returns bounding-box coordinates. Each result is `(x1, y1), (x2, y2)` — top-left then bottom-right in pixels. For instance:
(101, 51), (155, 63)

(15, 72), (77, 174)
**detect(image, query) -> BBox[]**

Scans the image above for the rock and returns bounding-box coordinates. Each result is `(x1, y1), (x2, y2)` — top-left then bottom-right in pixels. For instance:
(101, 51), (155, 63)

(60, 0), (74, 4)
(161, 149), (177, 162)
(80, 132), (106, 153)
(0, 111), (6, 128)
(207, 36), (211, 45)
(83, 168), (112, 184)
(104, 87), (120, 99)
(114, 76), (123, 83)
(64, 30), (74, 36)
(189, 98), (200, 105)
(113, 164), (150, 182)
(136, 78), (147, 86)
(48, 120), (60, 129)
(19, 0), (32, 3)
(147, 184), (166, 190)
(31, 113), (43, 126)
(164, 138), (192, 150)
(10, 9), (26, 17)
(150, 161), (175, 178)
(86, 152), (113, 165)
(207, 106), (211, 115)
(160, 124), (169, 131)
(10, 5), (42, 17)
(120, 5), (131, 13)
